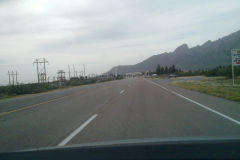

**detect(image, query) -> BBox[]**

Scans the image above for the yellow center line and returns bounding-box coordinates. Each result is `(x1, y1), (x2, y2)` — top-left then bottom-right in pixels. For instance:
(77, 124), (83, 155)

(0, 93), (76, 117)
(0, 84), (115, 117)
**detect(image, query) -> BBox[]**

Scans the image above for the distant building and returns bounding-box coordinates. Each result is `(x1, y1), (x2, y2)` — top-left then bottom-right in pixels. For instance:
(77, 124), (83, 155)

(125, 72), (142, 78)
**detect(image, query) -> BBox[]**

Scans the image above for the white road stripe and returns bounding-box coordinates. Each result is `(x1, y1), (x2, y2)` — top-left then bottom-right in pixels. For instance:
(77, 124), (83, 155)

(147, 80), (240, 125)
(58, 114), (98, 146)
(148, 81), (169, 91)
(120, 90), (125, 94)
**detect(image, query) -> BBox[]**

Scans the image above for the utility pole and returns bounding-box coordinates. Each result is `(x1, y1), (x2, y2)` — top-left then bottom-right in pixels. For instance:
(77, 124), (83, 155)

(7, 70), (18, 85)
(11, 71), (14, 86)
(8, 71), (10, 85)
(73, 64), (76, 77)
(68, 64), (71, 80)
(75, 70), (78, 77)
(33, 59), (40, 83)
(43, 58), (47, 83)
(232, 62), (235, 86)
(33, 58), (49, 83)
(83, 64), (85, 78)
(79, 70), (83, 78)
(115, 68), (118, 77)
(15, 71), (18, 85)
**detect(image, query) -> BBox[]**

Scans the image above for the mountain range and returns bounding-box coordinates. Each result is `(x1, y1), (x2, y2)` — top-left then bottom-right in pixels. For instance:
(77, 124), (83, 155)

(107, 30), (240, 74)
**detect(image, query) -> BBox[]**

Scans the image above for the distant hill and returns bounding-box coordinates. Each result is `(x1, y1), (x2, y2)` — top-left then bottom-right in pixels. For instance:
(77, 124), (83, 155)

(106, 30), (240, 74)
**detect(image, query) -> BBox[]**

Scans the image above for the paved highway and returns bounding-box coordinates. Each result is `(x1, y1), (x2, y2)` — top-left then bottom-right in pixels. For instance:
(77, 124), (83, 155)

(0, 77), (240, 152)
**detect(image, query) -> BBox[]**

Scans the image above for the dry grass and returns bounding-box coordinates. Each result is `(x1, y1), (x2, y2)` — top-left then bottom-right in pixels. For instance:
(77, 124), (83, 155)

(172, 77), (240, 101)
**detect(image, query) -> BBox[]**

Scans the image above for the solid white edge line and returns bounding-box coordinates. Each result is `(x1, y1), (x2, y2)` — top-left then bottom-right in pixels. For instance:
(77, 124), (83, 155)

(58, 114), (98, 146)
(148, 80), (169, 91)
(147, 79), (240, 125)
(120, 89), (125, 94)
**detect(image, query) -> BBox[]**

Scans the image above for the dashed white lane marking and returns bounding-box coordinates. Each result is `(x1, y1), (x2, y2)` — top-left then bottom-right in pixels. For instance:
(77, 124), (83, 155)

(147, 79), (240, 125)
(120, 90), (125, 94)
(58, 114), (98, 146)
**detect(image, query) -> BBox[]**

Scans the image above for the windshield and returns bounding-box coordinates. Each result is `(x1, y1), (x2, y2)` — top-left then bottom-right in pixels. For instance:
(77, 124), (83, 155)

(0, 0), (240, 153)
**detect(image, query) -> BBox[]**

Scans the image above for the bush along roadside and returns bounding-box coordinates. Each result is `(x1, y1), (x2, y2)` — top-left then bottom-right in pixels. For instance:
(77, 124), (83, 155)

(153, 64), (240, 78)
(0, 77), (121, 99)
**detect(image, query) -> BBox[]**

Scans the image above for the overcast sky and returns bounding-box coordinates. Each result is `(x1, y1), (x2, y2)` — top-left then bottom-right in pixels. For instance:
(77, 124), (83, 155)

(0, 0), (240, 85)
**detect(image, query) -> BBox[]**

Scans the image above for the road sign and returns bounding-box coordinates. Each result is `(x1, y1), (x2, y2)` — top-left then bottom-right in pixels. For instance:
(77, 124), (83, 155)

(231, 49), (240, 86)
(232, 49), (240, 66)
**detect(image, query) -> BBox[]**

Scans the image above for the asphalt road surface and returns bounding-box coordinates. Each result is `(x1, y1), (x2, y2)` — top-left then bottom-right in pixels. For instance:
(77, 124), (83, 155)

(0, 77), (240, 152)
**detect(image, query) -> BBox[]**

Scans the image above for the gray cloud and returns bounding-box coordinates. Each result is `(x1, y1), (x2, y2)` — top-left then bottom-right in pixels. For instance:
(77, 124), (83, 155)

(0, 0), (240, 85)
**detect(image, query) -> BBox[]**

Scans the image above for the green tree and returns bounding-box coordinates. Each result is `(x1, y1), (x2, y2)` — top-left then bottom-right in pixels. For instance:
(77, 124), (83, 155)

(160, 66), (164, 74)
(164, 66), (168, 74)
(156, 65), (161, 75)
(169, 64), (176, 73)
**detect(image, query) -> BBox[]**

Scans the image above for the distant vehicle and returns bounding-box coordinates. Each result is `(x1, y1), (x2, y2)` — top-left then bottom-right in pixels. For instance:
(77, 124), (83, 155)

(168, 74), (177, 78)
(151, 74), (157, 77)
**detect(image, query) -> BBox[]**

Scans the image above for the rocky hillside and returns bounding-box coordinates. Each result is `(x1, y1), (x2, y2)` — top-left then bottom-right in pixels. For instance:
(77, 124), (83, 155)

(107, 30), (240, 74)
